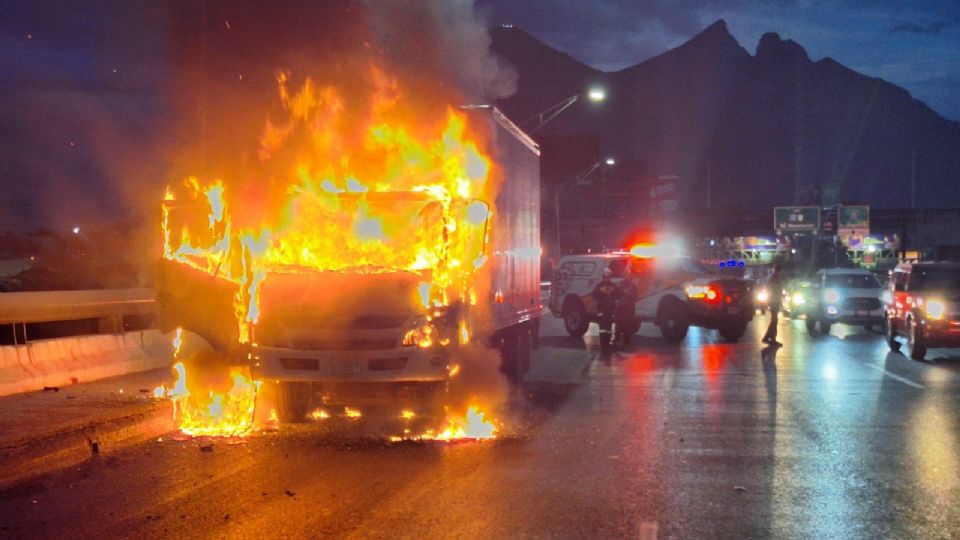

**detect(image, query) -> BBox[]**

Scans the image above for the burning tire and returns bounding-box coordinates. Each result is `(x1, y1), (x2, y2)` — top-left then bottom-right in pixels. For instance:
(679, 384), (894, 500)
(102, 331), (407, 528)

(276, 381), (313, 423)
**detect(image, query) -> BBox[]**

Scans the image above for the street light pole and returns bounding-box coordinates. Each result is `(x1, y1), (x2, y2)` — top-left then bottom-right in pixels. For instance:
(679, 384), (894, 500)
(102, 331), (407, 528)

(522, 87), (606, 134)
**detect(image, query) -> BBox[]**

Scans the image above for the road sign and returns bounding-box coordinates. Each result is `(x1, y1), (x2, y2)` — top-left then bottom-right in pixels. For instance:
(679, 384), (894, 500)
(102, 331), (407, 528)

(774, 206), (820, 234)
(838, 205), (869, 237)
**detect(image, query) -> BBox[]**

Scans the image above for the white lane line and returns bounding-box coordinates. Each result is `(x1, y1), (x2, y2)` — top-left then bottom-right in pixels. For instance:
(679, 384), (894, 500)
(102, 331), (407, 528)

(637, 521), (658, 540)
(861, 363), (925, 389)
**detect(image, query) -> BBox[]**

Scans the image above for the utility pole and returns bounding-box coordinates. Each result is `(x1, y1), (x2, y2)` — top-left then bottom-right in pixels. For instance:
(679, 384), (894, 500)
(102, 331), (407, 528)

(706, 163), (712, 211)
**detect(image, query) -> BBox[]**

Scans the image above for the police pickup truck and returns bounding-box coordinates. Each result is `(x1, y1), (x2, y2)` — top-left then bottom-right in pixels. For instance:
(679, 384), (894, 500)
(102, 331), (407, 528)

(549, 252), (754, 342)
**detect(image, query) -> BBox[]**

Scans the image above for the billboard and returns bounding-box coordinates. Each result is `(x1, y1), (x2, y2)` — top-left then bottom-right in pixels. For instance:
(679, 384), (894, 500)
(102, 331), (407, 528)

(774, 206), (820, 234)
(838, 205), (869, 238)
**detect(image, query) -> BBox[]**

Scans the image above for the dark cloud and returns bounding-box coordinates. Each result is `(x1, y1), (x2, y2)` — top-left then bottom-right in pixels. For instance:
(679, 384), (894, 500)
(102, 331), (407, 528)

(886, 20), (952, 35)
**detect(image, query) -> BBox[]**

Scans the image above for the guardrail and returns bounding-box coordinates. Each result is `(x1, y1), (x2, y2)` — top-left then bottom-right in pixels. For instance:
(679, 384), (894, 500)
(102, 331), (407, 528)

(0, 289), (155, 344)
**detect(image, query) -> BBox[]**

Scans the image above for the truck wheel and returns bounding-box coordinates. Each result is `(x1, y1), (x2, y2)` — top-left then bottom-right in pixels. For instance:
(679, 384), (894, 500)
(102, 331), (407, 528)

(276, 382), (313, 423)
(530, 318), (541, 351)
(657, 299), (689, 343)
(562, 301), (589, 338)
(718, 321), (747, 343)
(819, 320), (832, 335)
(907, 319), (927, 361)
(886, 316), (901, 351)
(499, 327), (530, 383)
(805, 317), (818, 336)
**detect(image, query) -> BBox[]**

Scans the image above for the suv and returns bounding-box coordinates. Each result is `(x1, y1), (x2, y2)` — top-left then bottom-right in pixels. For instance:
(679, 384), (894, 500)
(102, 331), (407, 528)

(548, 253), (754, 343)
(884, 262), (960, 360)
(802, 268), (884, 335)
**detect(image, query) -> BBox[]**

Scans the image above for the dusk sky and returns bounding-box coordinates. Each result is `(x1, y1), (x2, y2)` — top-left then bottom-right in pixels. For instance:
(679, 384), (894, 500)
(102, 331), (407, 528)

(479, 0), (960, 120)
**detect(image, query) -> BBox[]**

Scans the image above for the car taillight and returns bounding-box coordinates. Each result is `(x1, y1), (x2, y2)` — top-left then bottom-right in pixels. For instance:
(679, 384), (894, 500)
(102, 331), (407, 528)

(686, 284), (722, 304)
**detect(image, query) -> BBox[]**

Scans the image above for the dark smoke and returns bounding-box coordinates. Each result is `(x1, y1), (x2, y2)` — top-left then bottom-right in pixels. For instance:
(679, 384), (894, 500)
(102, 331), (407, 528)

(365, 0), (517, 101)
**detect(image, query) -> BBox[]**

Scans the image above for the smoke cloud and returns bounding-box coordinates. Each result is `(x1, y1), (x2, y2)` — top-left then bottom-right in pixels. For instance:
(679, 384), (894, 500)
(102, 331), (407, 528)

(365, 0), (517, 100)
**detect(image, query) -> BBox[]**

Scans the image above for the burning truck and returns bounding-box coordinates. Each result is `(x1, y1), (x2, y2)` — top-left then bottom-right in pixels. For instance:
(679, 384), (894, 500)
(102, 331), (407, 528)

(157, 70), (540, 424)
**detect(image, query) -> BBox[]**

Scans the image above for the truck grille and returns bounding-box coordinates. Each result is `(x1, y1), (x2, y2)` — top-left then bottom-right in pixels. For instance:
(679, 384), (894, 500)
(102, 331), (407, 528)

(289, 338), (397, 351)
(842, 297), (881, 310)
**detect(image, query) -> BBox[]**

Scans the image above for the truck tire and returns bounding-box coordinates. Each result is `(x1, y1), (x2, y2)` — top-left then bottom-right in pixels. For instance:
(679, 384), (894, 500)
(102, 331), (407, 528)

(719, 321), (747, 343)
(276, 381), (313, 423)
(562, 300), (589, 338)
(657, 298), (689, 343)
(530, 317), (541, 351)
(805, 317), (818, 335)
(907, 319), (927, 361)
(885, 315), (901, 351)
(819, 320), (832, 335)
(499, 327), (530, 383)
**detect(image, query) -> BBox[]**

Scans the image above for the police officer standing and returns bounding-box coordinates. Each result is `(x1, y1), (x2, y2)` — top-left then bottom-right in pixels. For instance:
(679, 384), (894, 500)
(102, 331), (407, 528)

(615, 273), (639, 346)
(592, 269), (619, 349)
(762, 264), (786, 346)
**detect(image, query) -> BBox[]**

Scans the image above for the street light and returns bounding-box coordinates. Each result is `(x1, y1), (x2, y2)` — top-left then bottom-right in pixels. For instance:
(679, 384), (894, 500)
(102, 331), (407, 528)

(587, 88), (606, 102)
(555, 159), (615, 257)
(522, 86), (606, 134)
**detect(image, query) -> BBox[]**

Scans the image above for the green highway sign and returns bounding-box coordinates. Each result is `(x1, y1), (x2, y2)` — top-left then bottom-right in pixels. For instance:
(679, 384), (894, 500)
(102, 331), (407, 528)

(774, 206), (820, 234)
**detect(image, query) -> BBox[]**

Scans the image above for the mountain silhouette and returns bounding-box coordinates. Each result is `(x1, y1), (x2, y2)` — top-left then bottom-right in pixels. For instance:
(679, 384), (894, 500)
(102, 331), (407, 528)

(491, 20), (960, 211)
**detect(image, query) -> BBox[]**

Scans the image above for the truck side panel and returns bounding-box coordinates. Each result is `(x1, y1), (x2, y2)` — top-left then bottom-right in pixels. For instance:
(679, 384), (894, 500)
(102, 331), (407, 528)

(476, 108), (541, 336)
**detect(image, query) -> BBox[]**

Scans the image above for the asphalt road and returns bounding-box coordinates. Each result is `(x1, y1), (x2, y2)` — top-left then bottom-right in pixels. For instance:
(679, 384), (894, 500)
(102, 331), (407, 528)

(2, 315), (960, 539)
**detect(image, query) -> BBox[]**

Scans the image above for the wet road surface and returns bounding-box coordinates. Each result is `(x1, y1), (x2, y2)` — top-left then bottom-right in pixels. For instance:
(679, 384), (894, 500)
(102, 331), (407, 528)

(2, 316), (960, 539)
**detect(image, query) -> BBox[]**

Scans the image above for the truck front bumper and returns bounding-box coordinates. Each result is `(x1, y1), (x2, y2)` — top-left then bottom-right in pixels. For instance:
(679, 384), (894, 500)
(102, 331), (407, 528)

(250, 345), (450, 383)
(821, 308), (884, 325)
(918, 319), (960, 348)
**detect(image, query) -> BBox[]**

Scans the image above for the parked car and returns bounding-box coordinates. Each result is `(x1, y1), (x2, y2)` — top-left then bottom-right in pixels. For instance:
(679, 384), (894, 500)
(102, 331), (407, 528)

(884, 262), (960, 360)
(804, 268), (884, 335)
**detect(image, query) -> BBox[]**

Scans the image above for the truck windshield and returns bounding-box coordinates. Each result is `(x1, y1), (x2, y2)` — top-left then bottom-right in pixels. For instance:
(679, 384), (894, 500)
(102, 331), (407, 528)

(910, 268), (960, 291)
(825, 274), (880, 289)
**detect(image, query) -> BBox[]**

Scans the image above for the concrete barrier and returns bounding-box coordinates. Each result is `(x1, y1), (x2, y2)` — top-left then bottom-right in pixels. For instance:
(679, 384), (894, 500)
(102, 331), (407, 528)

(0, 330), (174, 397)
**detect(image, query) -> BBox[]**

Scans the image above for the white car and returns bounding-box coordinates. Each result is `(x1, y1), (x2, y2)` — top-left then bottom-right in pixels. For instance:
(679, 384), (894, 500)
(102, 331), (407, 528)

(804, 268), (884, 335)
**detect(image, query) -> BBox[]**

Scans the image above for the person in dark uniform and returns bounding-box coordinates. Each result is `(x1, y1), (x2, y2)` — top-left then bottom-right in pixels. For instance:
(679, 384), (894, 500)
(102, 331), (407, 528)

(592, 268), (619, 349)
(615, 274), (639, 346)
(762, 264), (786, 346)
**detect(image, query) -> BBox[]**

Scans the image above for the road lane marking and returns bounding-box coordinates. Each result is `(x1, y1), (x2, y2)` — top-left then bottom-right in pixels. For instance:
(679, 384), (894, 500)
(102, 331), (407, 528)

(638, 521), (658, 540)
(861, 363), (924, 388)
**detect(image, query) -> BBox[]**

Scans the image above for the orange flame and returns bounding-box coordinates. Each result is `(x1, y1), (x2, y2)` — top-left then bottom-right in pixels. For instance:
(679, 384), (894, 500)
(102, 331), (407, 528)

(162, 67), (494, 344)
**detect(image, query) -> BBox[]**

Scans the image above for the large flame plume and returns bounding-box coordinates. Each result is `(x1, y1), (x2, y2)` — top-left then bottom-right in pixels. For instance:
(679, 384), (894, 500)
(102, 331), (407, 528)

(160, 65), (500, 436)
(153, 329), (261, 437)
(162, 66), (494, 343)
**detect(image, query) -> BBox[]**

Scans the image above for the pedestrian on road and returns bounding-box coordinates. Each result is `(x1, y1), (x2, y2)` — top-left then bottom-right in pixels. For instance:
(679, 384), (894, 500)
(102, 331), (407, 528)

(762, 263), (786, 346)
(592, 269), (619, 350)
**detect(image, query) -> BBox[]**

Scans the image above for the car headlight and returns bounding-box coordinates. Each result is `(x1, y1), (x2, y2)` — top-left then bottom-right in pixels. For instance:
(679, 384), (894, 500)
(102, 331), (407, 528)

(925, 299), (946, 320)
(756, 289), (769, 303)
(824, 289), (841, 304)
(402, 319), (436, 347)
(792, 292), (806, 305)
